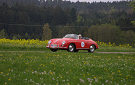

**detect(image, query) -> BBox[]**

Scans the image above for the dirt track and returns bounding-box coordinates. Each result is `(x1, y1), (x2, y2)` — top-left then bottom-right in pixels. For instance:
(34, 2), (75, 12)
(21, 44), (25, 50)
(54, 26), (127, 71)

(0, 51), (135, 54)
(96, 52), (135, 54)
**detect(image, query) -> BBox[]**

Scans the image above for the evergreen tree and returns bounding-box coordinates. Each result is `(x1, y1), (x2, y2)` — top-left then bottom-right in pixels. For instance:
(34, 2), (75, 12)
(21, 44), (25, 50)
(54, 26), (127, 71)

(131, 1), (135, 10)
(24, 33), (30, 39)
(42, 23), (52, 40)
(0, 29), (7, 39)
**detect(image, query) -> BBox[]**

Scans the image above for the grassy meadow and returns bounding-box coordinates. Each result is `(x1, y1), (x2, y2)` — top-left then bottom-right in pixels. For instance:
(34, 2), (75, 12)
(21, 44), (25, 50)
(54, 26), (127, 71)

(0, 51), (135, 85)
(0, 39), (135, 85)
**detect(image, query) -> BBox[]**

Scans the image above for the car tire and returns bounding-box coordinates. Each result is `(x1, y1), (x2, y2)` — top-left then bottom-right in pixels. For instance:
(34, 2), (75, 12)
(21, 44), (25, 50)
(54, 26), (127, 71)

(68, 44), (76, 52)
(50, 49), (58, 52)
(88, 45), (95, 53)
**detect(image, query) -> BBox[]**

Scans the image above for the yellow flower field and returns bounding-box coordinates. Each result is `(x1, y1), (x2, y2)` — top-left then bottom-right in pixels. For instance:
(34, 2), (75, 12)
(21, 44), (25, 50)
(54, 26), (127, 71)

(0, 38), (133, 48)
(0, 38), (134, 52)
(0, 38), (48, 48)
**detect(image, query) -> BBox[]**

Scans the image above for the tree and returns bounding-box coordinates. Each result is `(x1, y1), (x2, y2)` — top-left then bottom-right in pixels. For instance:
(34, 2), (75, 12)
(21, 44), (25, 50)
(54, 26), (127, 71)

(130, 1), (135, 10)
(42, 23), (52, 40)
(131, 21), (135, 26)
(24, 33), (30, 39)
(130, 0), (135, 27)
(124, 30), (135, 45)
(76, 15), (84, 25)
(88, 24), (120, 43)
(0, 29), (8, 39)
(56, 25), (75, 38)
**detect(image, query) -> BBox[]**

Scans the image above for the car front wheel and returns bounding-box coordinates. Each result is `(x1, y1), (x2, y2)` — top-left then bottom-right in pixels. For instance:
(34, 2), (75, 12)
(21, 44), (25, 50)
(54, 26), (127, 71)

(50, 49), (58, 52)
(68, 44), (76, 52)
(88, 45), (95, 53)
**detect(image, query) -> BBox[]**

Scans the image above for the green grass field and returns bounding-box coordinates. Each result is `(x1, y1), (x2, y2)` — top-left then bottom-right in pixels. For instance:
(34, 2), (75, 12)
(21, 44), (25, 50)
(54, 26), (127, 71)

(97, 47), (135, 52)
(0, 45), (135, 52)
(0, 50), (135, 85)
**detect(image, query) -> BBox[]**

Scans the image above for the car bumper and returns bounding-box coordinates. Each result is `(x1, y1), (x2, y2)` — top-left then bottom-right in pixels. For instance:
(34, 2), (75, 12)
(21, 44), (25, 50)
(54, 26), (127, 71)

(46, 44), (67, 49)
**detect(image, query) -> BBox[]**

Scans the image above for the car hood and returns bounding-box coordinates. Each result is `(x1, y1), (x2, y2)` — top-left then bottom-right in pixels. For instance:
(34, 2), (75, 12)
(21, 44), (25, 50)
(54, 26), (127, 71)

(50, 38), (71, 44)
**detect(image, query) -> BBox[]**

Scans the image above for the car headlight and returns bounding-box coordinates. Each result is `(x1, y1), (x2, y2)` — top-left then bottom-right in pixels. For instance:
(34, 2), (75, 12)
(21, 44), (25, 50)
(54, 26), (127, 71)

(62, 41), (66, 45)
(48, 40), (51, 44)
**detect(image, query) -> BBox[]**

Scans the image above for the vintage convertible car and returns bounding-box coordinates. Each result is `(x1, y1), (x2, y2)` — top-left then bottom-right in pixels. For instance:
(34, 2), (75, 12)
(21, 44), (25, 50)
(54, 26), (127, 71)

(46, 34), (98, 53)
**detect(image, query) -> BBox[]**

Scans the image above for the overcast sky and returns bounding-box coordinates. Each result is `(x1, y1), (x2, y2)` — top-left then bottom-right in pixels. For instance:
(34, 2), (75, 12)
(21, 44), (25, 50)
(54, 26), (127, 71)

(70, 0), (127, 2)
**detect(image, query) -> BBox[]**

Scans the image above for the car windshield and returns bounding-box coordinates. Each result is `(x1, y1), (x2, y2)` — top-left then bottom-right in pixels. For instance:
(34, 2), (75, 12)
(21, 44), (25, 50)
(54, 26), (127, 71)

(63, 34), (78, 39)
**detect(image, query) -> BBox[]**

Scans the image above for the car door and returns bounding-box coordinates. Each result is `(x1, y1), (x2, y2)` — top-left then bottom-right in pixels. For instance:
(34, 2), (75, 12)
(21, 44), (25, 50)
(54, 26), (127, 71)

(76, 39), (89, 49)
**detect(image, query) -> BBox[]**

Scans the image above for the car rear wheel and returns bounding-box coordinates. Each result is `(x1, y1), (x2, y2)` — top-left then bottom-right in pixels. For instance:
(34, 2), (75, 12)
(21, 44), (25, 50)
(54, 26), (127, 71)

(68, 44), (76, 52)
(88, 45), (95, 53)
(50, 49), (58, 52)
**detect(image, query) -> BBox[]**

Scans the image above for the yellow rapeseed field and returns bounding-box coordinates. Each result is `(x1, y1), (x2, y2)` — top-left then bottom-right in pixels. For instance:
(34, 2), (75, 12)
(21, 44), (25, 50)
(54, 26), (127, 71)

(96, 41), (132, 48)
(0, 38), (132, 48)
(0, 38), (48, 48)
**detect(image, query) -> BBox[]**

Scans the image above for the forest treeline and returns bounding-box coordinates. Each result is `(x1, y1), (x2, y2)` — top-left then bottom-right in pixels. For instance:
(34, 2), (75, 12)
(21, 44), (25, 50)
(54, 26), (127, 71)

(0, 0), (135, 45)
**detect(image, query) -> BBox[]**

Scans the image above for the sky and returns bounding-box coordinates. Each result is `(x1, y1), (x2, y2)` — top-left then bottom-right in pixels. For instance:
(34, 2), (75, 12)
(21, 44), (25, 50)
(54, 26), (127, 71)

(70, 0), (127, 2)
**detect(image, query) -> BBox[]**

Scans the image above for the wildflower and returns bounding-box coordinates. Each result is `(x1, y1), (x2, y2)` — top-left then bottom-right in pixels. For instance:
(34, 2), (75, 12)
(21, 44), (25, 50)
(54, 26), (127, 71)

(36, 83), (40, 85)
(88, 73), (90, 75)
(67, 83), (70, 85)
(83, 74), (85, 77)
(0, 72), (3, 74)
(8, 78), (11, 81)
(49, 72), (53, 75)
(95, 78), (98, 82)
(118, 56), (121, 58)
(8, 68), (11, 71)
(119, 74), (122, 76)
(6, 73), (9, 76)
(80, 78), (85, 83)
(105, 80), (108, 83)
(62, 80), (65, 82)
(117, 70), (120, 73)
(87, 78), (93, 83)
(52, 78), (55, 80)
(5, 82), (7, 85)
(24, 79), (27, 81)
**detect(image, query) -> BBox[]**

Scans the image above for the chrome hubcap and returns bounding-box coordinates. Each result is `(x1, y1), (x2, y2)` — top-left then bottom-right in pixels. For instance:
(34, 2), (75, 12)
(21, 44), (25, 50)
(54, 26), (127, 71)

(90, 45), (94, 52)
(69, 45), (74, 52)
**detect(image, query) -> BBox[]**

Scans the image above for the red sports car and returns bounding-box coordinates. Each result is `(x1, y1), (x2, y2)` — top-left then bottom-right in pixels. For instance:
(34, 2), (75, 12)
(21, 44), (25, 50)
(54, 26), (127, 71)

(46, 34), (98, 53)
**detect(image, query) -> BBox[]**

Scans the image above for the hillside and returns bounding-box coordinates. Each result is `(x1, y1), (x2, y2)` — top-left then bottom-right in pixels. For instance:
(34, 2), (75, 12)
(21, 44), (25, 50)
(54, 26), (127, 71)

(0, 0), (135, 45)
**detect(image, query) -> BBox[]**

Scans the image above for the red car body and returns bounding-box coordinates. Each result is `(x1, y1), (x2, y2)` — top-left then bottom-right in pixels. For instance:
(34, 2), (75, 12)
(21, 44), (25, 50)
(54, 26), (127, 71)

(46, 34), (98, 52)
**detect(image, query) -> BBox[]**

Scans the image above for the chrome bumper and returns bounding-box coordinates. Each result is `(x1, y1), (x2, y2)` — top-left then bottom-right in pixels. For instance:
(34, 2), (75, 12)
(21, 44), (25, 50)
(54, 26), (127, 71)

(46, 44), (67, 49)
